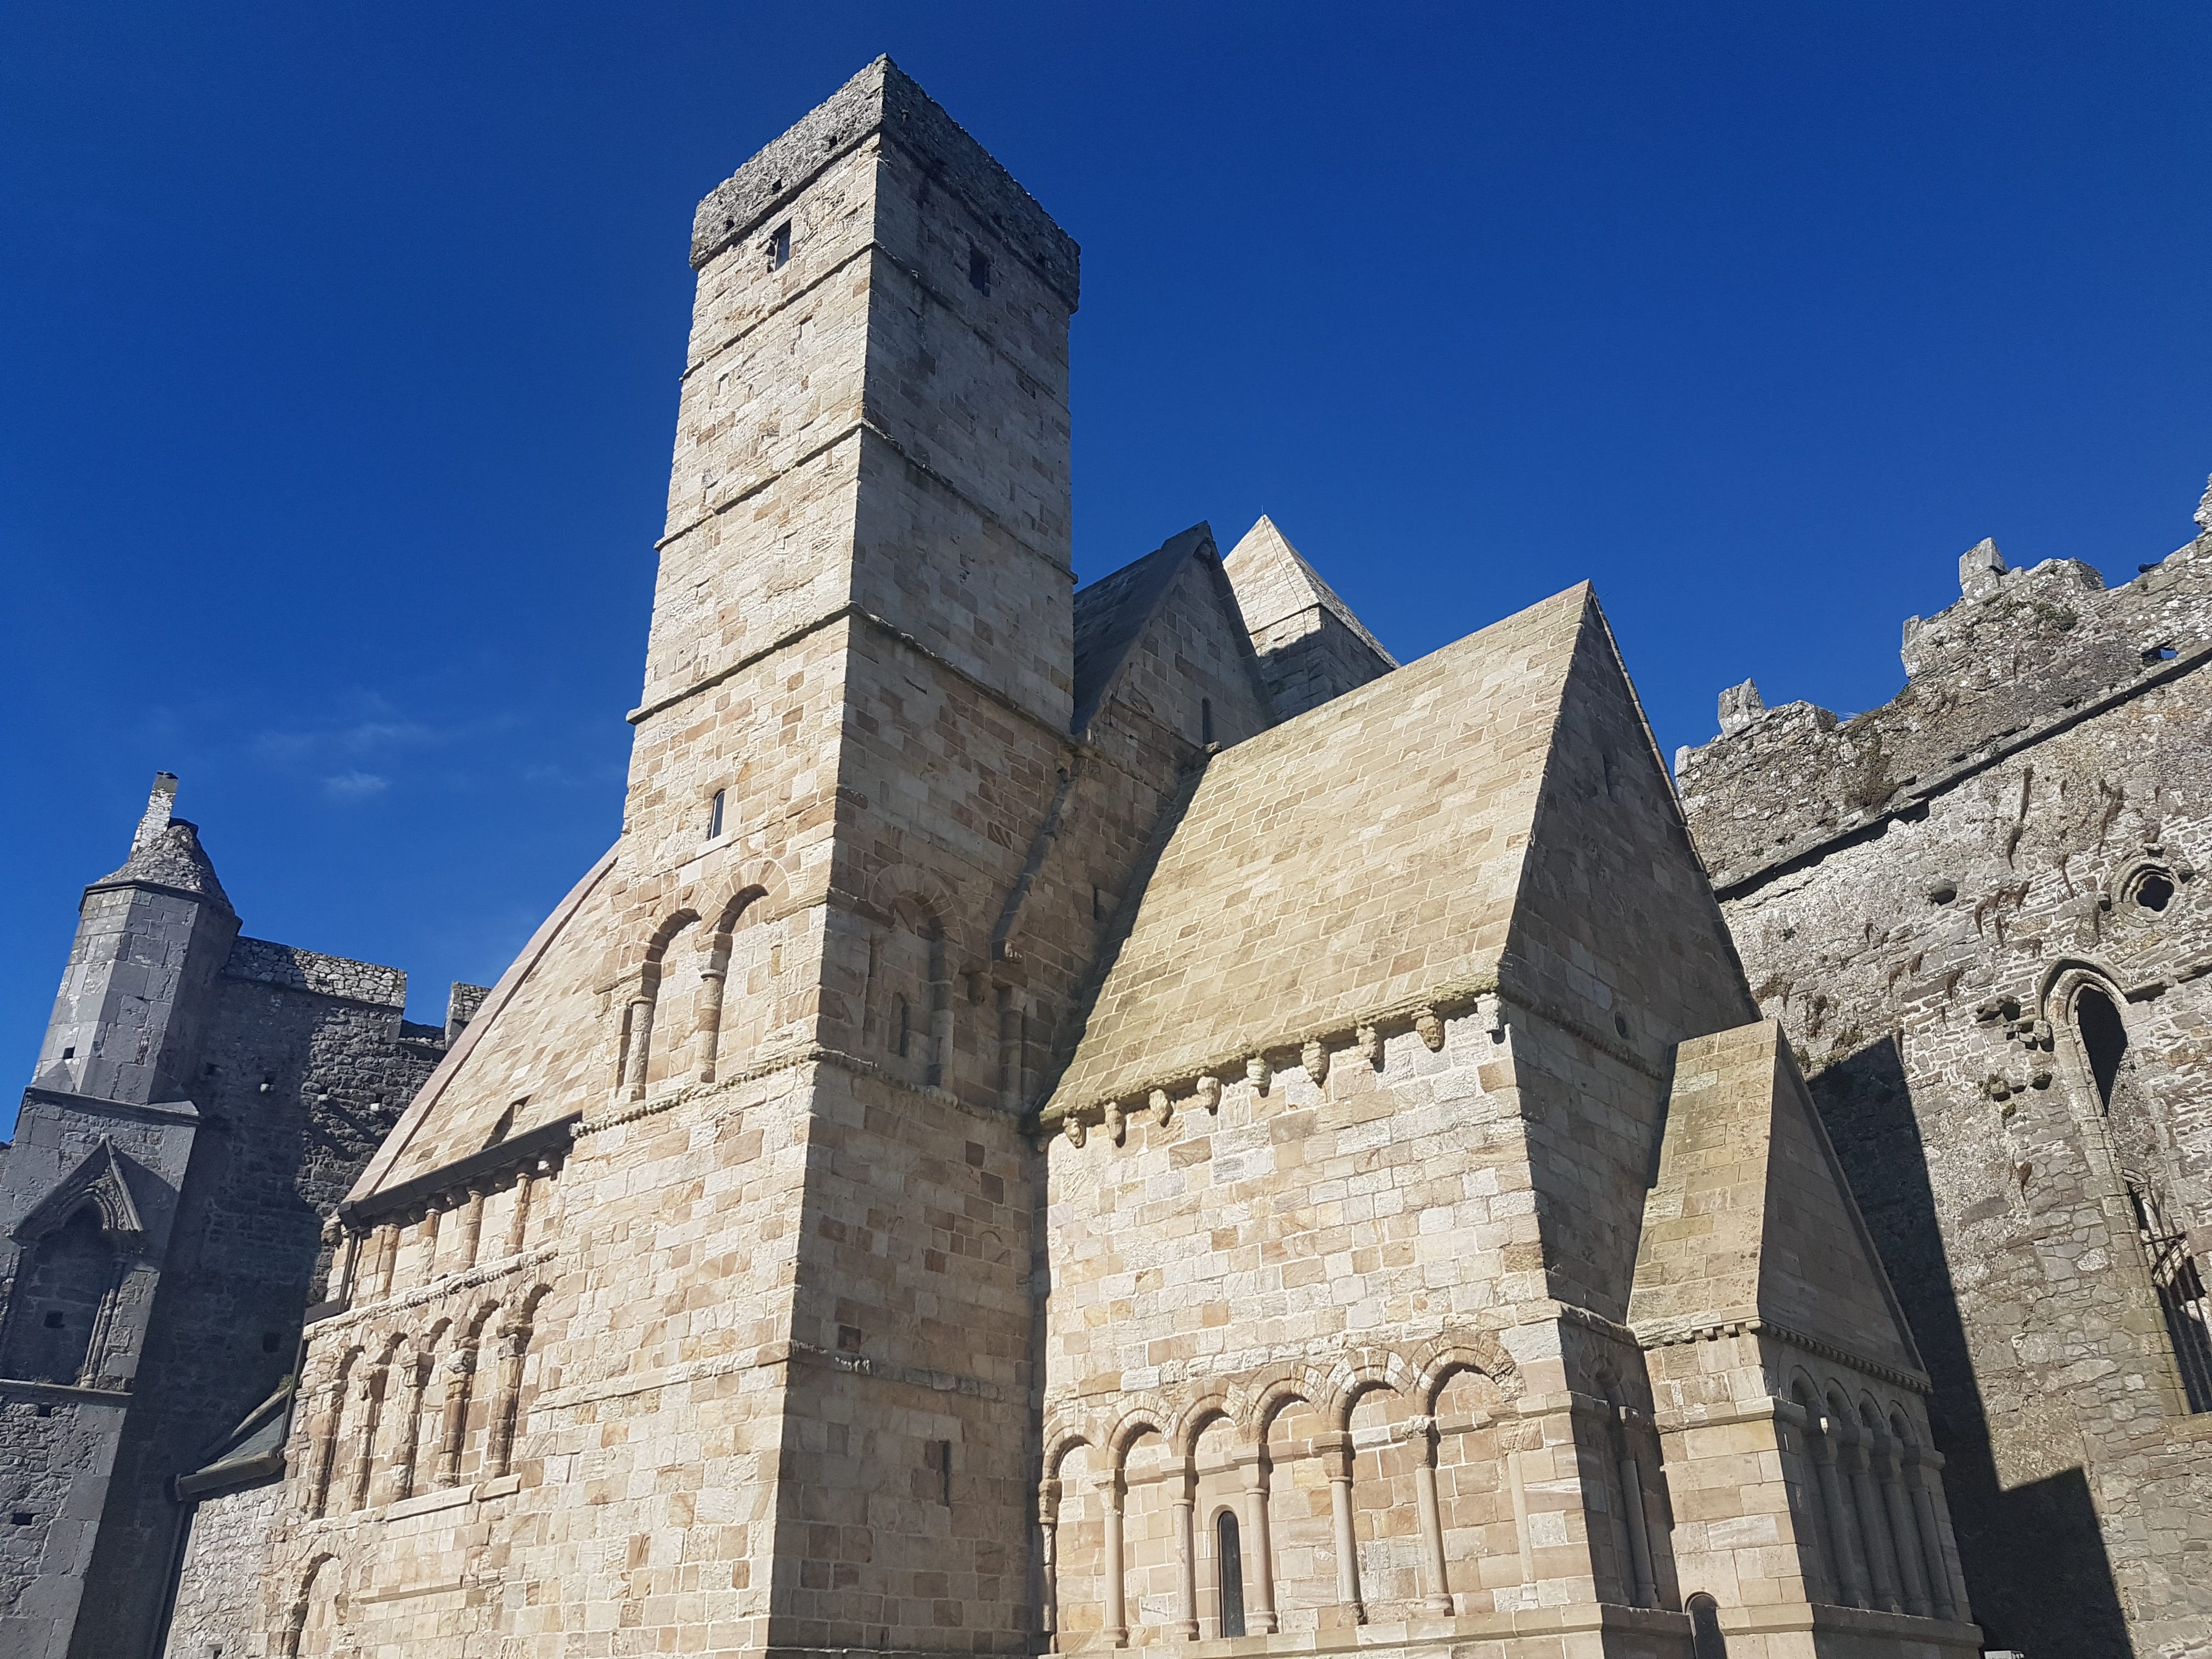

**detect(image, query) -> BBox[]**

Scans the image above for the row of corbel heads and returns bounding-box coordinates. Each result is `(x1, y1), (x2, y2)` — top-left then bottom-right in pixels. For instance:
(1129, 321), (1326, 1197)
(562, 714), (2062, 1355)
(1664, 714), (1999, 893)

(1053, 995), (1505, 1150)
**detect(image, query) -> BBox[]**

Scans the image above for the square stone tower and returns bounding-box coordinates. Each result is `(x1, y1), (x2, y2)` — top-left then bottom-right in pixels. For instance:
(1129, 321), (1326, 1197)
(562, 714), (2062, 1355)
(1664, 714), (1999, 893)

(256, 58), (1098, 1659)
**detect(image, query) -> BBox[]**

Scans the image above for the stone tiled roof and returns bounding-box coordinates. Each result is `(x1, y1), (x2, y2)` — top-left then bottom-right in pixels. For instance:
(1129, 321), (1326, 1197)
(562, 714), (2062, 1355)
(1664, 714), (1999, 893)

(1046, 584), (1592, 1118)
(1070, 524), (1214, 735)
(1222, 515), (1396, 664)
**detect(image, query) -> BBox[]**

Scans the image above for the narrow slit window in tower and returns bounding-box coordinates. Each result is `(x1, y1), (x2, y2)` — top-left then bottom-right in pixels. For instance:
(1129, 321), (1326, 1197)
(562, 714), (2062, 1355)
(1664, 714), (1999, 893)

(1201, 697), (1215, 745)
(768, 222), (791, 270)
(968, 245), (991, 295)
(707, 789), (725, 840)
(895, 995), (911, 1059)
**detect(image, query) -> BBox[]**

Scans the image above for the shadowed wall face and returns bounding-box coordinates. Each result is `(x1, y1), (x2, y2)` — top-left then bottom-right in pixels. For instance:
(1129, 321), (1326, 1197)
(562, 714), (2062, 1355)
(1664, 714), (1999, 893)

(1687, 501), (2212, 1655)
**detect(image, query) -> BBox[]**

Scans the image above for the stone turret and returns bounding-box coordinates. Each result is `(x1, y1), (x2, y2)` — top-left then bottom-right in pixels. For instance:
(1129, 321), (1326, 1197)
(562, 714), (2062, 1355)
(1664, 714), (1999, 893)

(32, 772), (239, 1105)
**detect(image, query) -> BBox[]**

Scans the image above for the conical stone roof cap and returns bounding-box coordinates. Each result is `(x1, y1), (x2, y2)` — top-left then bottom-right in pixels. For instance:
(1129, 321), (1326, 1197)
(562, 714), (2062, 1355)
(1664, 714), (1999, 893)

(93, 818), (233, 911)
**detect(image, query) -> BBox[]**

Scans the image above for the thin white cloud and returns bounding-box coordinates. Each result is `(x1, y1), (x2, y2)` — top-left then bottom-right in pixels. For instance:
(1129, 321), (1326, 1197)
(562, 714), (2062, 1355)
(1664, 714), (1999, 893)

(323, 771), (390, 800)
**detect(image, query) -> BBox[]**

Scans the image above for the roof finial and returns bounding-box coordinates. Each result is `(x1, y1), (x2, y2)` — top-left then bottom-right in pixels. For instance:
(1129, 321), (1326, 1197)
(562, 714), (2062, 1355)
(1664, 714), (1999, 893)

(132, 772), (179, 851)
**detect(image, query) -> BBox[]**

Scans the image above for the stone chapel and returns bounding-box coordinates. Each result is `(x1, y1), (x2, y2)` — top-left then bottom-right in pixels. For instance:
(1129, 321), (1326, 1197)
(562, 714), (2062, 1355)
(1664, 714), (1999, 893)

(133, 58), (1985, 1659)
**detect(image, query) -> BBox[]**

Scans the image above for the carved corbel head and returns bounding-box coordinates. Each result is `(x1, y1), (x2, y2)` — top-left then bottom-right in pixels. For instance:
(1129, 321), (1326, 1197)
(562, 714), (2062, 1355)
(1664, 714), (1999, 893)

(1414, 1007), (1446, 1051)
(1195, 1075), (1222, 1114)
(1149, 1088), (1172, 1128)
(1245, 1055), (1271, 1093)
(1063, 1115), (1087, 1149)
(1355, 1025), (1381, 1069)
(1104, 1102), (1126, 1145)
(1302, 1039), (1329, 1085)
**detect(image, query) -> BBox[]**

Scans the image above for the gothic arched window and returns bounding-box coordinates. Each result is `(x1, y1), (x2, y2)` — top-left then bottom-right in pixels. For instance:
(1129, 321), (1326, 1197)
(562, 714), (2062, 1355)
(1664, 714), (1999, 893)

(2074, 986), (2128, 1110)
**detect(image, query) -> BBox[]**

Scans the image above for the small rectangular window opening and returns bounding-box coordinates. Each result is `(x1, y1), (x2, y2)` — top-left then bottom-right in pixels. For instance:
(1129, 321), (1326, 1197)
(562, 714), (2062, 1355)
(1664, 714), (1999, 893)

(1091, 885), (1107, 923)
(968, 246), (991, 295)
(2145, 644), (2179, 663)
(707, 788), (726, 840)
(9, 1513), (31, 1527)
(935, 1438), (953, 1505)
(33, 1404), (51, 1419)
(61, 1047), (74, 1060)
(1201, 697), (1215, 746)
(768, 223), (791, 270)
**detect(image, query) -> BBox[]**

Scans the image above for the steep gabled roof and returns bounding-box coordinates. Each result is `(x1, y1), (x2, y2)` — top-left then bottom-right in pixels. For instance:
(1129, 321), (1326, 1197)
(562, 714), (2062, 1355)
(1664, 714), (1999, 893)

(348, 844), (620, 1202)
(1070, 523), (1271, 737)
(1045, 585), (1590, 1119)
(1222, 515), (1396, 665)
(1629, 1019), (1923, 1380)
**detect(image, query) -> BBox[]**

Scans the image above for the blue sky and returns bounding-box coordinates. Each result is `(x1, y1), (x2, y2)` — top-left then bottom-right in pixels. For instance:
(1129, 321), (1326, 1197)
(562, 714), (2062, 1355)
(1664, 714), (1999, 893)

(4, 2), (2208, 1122)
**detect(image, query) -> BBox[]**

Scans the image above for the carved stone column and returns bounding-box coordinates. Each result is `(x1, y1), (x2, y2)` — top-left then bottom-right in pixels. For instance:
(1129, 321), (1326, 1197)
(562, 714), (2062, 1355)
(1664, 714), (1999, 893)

(504, 1171), (536, 1258)
(1407, 1416), (1453, 1615)
(456, 1186), (488, 1272)
(1914, 1449), (1970, 1621)
(1320, 1432), (1365, 1624)
(486, 1326), (531, 1477)
(371, 1223), (399, 1298)
(1876, 1436), (1932, 1616)
(1242, 1461), (1278, 1634)
(696, 963), (726, 1083)
(437, 1344), (479, 1486)
(1037, 1479), (1061, 1650)
(1842, 1427), (1902, 1612)
(1172, 1468), (1199, 1639)
(303, 1368), (345, 1516)
(388, 1352), (433, 1502)
(1809, 1419), (1869, 1606)
(346, 1364), (387, 1511)
(1100, 1471), (1128, 1646)
(623, 992), (654, 1101)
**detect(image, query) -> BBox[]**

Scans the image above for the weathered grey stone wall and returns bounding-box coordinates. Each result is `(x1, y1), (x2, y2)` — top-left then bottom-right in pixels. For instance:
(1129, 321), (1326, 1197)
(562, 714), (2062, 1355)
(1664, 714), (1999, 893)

(162, 1473), (283, 1659)
(1680, 483), (2212, 1659)
(61, 957), (436, 1659)
(0, 792), (442, 1659)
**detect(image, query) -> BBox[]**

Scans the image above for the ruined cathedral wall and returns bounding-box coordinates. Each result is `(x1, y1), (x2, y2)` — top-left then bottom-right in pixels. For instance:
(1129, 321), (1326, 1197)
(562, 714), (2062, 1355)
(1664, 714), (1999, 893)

(1679, 516), (2212, 886)
(1040, 1012), (1645, 1640)
(1634, 473), (2212, 1651)
(1693, 629), (2212, 1647)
